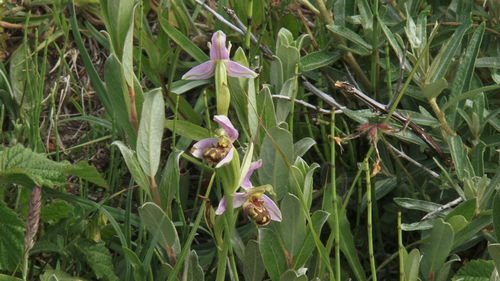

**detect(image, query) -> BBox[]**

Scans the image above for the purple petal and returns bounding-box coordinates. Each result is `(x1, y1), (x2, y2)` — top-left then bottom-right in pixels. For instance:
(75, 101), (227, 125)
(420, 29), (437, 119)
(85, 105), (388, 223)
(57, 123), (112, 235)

(182, 61), (215, 80)
(262, 195), (282, 221)
(191, 138), (219, 158)
(226, 61), (258, 78)
(215, 147), (234, 168)
(210, 31), (230, 60)
(215, 192), (247, 215)
(241, 160), (263, 190)
(214, 115), (239, 141)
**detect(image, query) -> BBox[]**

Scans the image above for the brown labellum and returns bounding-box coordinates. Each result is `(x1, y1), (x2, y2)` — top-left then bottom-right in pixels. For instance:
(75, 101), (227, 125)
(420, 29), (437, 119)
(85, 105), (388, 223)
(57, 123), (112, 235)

(243, 199), (271, 227)
(202, 140), (232, 165)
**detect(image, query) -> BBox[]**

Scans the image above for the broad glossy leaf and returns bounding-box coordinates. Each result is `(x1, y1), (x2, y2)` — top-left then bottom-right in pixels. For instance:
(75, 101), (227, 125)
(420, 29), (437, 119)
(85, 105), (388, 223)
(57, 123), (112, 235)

(394, 197), (442, 213)
(488, 244), (500, 272)
(64, 161), (109, 189)
(293, 211), (330, 269)
(294, 138), (316, 158)
(40, 270), (85, 281)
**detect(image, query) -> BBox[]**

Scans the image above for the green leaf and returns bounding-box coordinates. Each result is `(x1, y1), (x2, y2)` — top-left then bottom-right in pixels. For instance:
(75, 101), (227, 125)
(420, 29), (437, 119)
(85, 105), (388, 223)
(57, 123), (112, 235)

(103, 54), (137, 143)
(326, 25), (372, 51)
(42, 200), (74, 223)
(0, 144), (68, 187)
(493, 192), (500, 241)
(158, 150), (183, 209)
(488, 244), (500, 272)
(448, 23), (485, 126)
(258, 228), (287, 281)
(137, 88), (165, 176)
(121, 247), (147, 281)
(0, 201), (24, 271)
(276, 45), (300, 81)
(394, 197), (442, 213)
(276, 78), (296, 122)
(426, 23), (469, 84)
(475, 57), (500, 68)
(452, 260), (494, 281)
(9, 44), (28, 106)
(138, 202), (181, 257)
(258, 127), (294, 199)
(164, 120), (210, 141)
(100, 0), (135, 58)
(404, 249), (421, 281)
(449, 136), (475, 181)
(170, 79), (210, 95)
(64, 161), (109, 189)
(356, 0), (373, 30)
(78, 239), (119, 281)
(257, 86), (277, 130)
(421, 219), (454, 280)
(243, 240), (265, 281)
(185, 250), (204, 281)
(160, 19), (209, 63)
(113, 141), (150, 193)
(443, 84), (500, 111)
(280, 194), (307, 257)
(339, 207), (367, 281)
(445, 198), (476, 222)
(300, 50), (341, 72)
(294, 138), (316, 158)
(423, 78), (448, 99)
(0, 274), (23, 281)
(293, 211), (329, 269)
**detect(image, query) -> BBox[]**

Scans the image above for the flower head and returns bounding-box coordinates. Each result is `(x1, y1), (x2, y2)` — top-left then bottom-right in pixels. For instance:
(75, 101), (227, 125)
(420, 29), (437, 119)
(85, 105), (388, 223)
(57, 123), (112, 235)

(191, 115), (239, 168)
(182, 31), (258, 80)
(215, 160), (282, 226)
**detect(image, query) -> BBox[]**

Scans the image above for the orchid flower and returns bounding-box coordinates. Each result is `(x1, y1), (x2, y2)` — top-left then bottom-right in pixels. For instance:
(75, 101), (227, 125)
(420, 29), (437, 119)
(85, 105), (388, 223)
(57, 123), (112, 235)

(191, 115), (239, 168)
(182, 31), (258, 80)
(215, 160), (282, 226)
(182, 31), (258, 115)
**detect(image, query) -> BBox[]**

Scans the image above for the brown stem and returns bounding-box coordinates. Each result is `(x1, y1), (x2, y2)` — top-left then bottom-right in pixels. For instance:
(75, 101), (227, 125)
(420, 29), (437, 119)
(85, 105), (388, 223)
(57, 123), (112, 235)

(149, 176), (162, 207)
(127, 85), (139, 130)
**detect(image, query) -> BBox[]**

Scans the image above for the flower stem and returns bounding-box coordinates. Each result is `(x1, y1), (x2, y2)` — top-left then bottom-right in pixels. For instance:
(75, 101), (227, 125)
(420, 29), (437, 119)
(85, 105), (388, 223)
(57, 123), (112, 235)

(216, 192), (234, 281)
(330, 111), (341, 281)
(215, 61), (230, 116)
(167, 173), (216, 281)
(364, 158), (378, 281)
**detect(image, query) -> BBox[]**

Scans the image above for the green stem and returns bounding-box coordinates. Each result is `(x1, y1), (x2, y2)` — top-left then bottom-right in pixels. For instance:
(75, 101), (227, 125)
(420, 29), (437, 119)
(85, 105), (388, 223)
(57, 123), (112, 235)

(216, 193), (234, 281)
(365, 158), (378, 281)
(398, 212), (405, 281)
(331, 111), (341, 281)
(167, 173), (216, 281)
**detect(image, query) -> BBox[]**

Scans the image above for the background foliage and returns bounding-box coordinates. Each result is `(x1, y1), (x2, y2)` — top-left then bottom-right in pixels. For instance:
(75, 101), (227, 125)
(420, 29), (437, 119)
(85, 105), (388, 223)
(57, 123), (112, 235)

(0, 0), (499, 280)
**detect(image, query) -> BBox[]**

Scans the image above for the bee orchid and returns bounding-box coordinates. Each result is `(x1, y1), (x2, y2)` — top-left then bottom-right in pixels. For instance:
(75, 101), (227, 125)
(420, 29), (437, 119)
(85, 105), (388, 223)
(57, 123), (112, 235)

(215, 160), (282, 226)
(182, 31), (258, 80)
(191, 115), (239, 168)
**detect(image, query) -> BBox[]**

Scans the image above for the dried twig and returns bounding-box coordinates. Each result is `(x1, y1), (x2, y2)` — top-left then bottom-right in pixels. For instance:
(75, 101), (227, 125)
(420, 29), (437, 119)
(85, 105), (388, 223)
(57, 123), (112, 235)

(421, 197), (463, 220)
(383, 140), (440, 178)
(271, 95), (341, 114)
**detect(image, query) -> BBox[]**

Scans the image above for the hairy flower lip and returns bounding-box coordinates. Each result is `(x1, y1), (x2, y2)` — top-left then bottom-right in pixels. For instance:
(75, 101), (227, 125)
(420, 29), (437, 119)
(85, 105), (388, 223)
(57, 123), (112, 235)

(182, 31), (258, 80)
(191, 115), (238, 168)
(215, 160), (282, 222)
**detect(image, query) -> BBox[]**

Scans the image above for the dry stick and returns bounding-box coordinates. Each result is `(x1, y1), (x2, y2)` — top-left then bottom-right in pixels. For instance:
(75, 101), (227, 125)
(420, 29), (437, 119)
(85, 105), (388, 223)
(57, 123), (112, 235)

(383, 140), (440, 178)
(421, 197), (463, 221)
(334, 81), (450, 165)
(271, 94), (340, 114)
